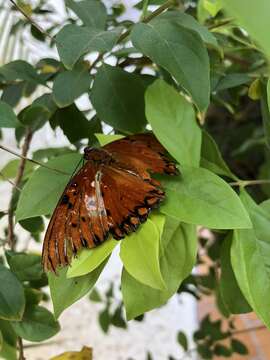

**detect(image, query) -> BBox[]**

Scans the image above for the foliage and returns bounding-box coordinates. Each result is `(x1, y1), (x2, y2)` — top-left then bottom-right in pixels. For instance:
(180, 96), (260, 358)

(0, 0), (270, 359)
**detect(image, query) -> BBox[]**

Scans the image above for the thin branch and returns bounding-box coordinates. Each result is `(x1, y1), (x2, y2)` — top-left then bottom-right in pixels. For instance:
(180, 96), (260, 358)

(118, 0), (174, 43)
(7, 129), (33, 249)
(0, 144), (70, 176)
(0, 171), (21, 191)
(18, 337), (25, 360)
(9, 0), (55, 41)
(229, 179), (270, 187)
(232, 324), (266, 335)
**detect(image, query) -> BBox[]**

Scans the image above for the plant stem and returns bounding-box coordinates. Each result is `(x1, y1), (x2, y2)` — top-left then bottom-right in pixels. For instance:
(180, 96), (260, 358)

(7, 129), (33, 249)
(229, 179), (270, 187)
(0, 144), (70, 176)
(141, 0), (150, 20)
(9, 0), (54, 41)
(18, 337), (25, 360)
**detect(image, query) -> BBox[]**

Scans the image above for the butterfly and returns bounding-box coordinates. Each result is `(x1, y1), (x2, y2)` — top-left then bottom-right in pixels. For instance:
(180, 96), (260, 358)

(42, 133), (178, 272)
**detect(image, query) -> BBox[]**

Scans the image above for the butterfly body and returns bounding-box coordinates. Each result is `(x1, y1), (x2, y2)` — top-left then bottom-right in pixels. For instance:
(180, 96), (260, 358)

(42, 134), (178, 272)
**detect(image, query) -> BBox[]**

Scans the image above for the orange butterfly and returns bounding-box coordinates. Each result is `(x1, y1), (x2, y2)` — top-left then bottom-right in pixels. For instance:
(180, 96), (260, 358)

(42, 134), (178, 272)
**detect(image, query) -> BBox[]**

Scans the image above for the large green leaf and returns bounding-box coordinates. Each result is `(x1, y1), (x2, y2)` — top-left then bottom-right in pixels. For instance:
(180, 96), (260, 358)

(231, 190), (270, 328)
(221, 0), (270, 59)
(0, 265), (25, 321)
(220, 233), (251, 314)
(11, 306), (60, 342)
(67, 239), (118, 278)
(48, 261), (107, 318)
(122, 218), (197, 319)
(0, 159), (35, 181)
(145, 79), (201, 167)
(53, 61), (91, 108)
(131, 20), (210, 111)
(66, 0), (107, 29)
(0, 101), (19, 128)
(91, 64), (152, 133)
(200, 130), (236, 179)
(16, 153), (81, 221)
(56, 25), (121, 69)
(120, 215), (166, 290)
(160, 166), (251, 229)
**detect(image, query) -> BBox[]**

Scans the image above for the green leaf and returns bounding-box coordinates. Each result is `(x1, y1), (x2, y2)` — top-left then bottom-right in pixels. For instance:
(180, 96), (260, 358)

(262, 80), (270, 148)
(158, 10), (219, 49)
(0, 320), (17, 347)
(16, 153), (81, 221)
(0, 60), (45, 85)
(56, 25), (121, 69)
(0, 341), (16, 360)
(66, 0), (107, 29)
(215, 73), (251, 92)
(160, 166), (252, 229)
(91, 64), (152, 133)
(145, 79), (201, 167)
(53, 61), (91, 107)
(95, 133), (124, 146)
(131, 20), (210, 111)
(0, 159), (35, 181)
(19, 94), (57, 132)
(6, 253), (44, 281)
(111, 306), (127, 329)
(19, 216), (44, 234)
(1, 81), (25, 107)
(214, 344), (232, 357)
(0, 265), (25, 321)
(231, 338), (248, 355)
(122, 219), (197, 319)
(221, 0), (270, 59)
(203, 0), (222, 17)
(0, 101), (19, 128)
(231, 190), (270, 328)
(220, 233), (251, 314)
(99, 308), (110, 333)
(67, 239), (118, 278)
(260, 199), (270, 212)
(51, 104), (101, 143)
(120, 215), (166, 290)
(177, 331), (188, 351)
(48, 261), (107, 318)
(11, 305), (60, 342)
(89, 288), (102, 302)
(201, 130), (236, 179)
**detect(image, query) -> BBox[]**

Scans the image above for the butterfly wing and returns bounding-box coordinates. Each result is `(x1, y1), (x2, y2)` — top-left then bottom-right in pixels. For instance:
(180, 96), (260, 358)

(104, 133), (178, 180)
(42, 162), (109, 272)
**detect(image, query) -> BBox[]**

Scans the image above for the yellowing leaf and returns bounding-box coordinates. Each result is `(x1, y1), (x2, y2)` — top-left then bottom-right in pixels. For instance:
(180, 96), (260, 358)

(51, 346), (92, 360)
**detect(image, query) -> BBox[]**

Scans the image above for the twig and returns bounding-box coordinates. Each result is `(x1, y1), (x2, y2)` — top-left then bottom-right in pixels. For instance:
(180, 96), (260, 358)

(18, 337), (25, 360)
(118, 0), (174, 43)
(9, 0), (54, 41)
(232, 324), (266, 335)
(0, 171), (21, 191)
(208, 18), (234, 30)
(229, 179), (270, 187)
(0, 144), (70, 176)
(7, 129), (33, 249)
